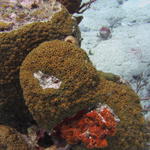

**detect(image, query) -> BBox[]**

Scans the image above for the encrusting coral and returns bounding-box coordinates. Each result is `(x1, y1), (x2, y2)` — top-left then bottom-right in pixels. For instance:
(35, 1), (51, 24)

(0, 0), (81, 131)
(20, 40), (146, 150)
(94, 78), (146, 150)
(0, 125), (30, 150)
(0, 2), (80, 85)
(20, 40), (100, 130)
(0, 1), (146, 149)
(69, 79), (146, 150)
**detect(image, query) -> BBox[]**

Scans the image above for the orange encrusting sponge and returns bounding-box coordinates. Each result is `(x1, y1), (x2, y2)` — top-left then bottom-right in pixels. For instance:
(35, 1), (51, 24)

(55, 104), (119, 149)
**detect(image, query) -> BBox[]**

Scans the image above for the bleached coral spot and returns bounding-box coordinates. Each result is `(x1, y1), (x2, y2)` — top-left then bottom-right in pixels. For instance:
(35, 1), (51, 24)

(33, 71), (62, 89)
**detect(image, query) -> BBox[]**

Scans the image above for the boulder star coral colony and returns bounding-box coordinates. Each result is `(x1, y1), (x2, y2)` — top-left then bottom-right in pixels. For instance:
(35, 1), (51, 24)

(0, 0), (81, 131)
(0, 0), (147, 150)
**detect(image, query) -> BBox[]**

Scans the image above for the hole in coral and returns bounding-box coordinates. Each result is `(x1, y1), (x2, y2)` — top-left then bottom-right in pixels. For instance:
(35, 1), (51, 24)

(31, 3), (39, 9)
(37, 132), (54, 148)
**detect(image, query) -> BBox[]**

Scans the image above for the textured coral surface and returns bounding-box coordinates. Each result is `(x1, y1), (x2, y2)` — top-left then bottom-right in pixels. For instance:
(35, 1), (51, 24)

(0, 2), (147, 148)
(69, 80), (146, 150)
(0, 7), (80, 131)
(0, 125), (30, 150)
(0, 8), (79, 85)
(20, 40), (99, 130)
(96, 79), (146, 150)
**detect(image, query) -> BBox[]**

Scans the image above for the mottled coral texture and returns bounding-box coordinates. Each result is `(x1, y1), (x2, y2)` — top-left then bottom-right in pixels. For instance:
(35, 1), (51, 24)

(0, 8), (80, 85)
(70, 80), (146, 150)
(20, 40), (100, 130)
(58, 78), (146, 150)
(95, 79), (146, 150)
(0, 125), (30, 150)
(20, 39), (146, 150)
(0, 7), (80, 131)
(0, 1), (146, 149)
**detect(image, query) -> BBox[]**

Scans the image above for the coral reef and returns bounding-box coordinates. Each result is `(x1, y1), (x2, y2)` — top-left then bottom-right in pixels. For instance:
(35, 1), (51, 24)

(20, 40), (100, 130)
(0, 6), (80, 85)
(20, 39), (146, 149)
(54, 104), (119, 149)
(69, 79), (146, 150)
(0, 3), (81, 131)
(95, 79), (146, 150)
(55, 77), (146, 150)
(0, 125), (30, 150)
(0, 1), (146, 149)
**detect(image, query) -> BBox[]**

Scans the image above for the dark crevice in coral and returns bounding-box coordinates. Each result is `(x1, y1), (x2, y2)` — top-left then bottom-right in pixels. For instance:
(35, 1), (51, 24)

(0, 81), (36, 134)
(37, 132), (54, 148)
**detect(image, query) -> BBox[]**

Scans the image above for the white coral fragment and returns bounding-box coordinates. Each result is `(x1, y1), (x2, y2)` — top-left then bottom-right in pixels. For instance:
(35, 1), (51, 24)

(96, 103), (120, 122)
(34, 71), (62, 89)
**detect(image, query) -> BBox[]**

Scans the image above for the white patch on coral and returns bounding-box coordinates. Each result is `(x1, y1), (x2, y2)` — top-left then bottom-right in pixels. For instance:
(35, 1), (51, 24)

(96, 103), (120, 122)
(33, 71), (62, 89)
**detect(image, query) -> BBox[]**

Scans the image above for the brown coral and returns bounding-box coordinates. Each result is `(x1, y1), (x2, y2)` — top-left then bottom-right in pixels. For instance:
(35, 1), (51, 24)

(20, 40), (100, 130)
(69, 78), (146, 150)
(95, 79), (146, 150)
(0, 125), (30, 150)
(0, 6), (80, 131)
(19, 39), (146, 149)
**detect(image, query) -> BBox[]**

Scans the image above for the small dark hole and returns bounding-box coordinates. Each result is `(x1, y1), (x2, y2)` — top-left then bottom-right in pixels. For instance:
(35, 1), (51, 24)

(37, 132), (54, 148)
(31, 3), (39, 9)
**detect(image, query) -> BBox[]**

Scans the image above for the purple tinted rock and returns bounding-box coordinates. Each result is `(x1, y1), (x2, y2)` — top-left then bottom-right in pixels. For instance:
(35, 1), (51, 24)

(0, 0), (62, 32)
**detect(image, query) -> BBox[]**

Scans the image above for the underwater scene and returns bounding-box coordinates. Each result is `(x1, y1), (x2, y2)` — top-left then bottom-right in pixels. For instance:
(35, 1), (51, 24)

(0, 0), (149, 149)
